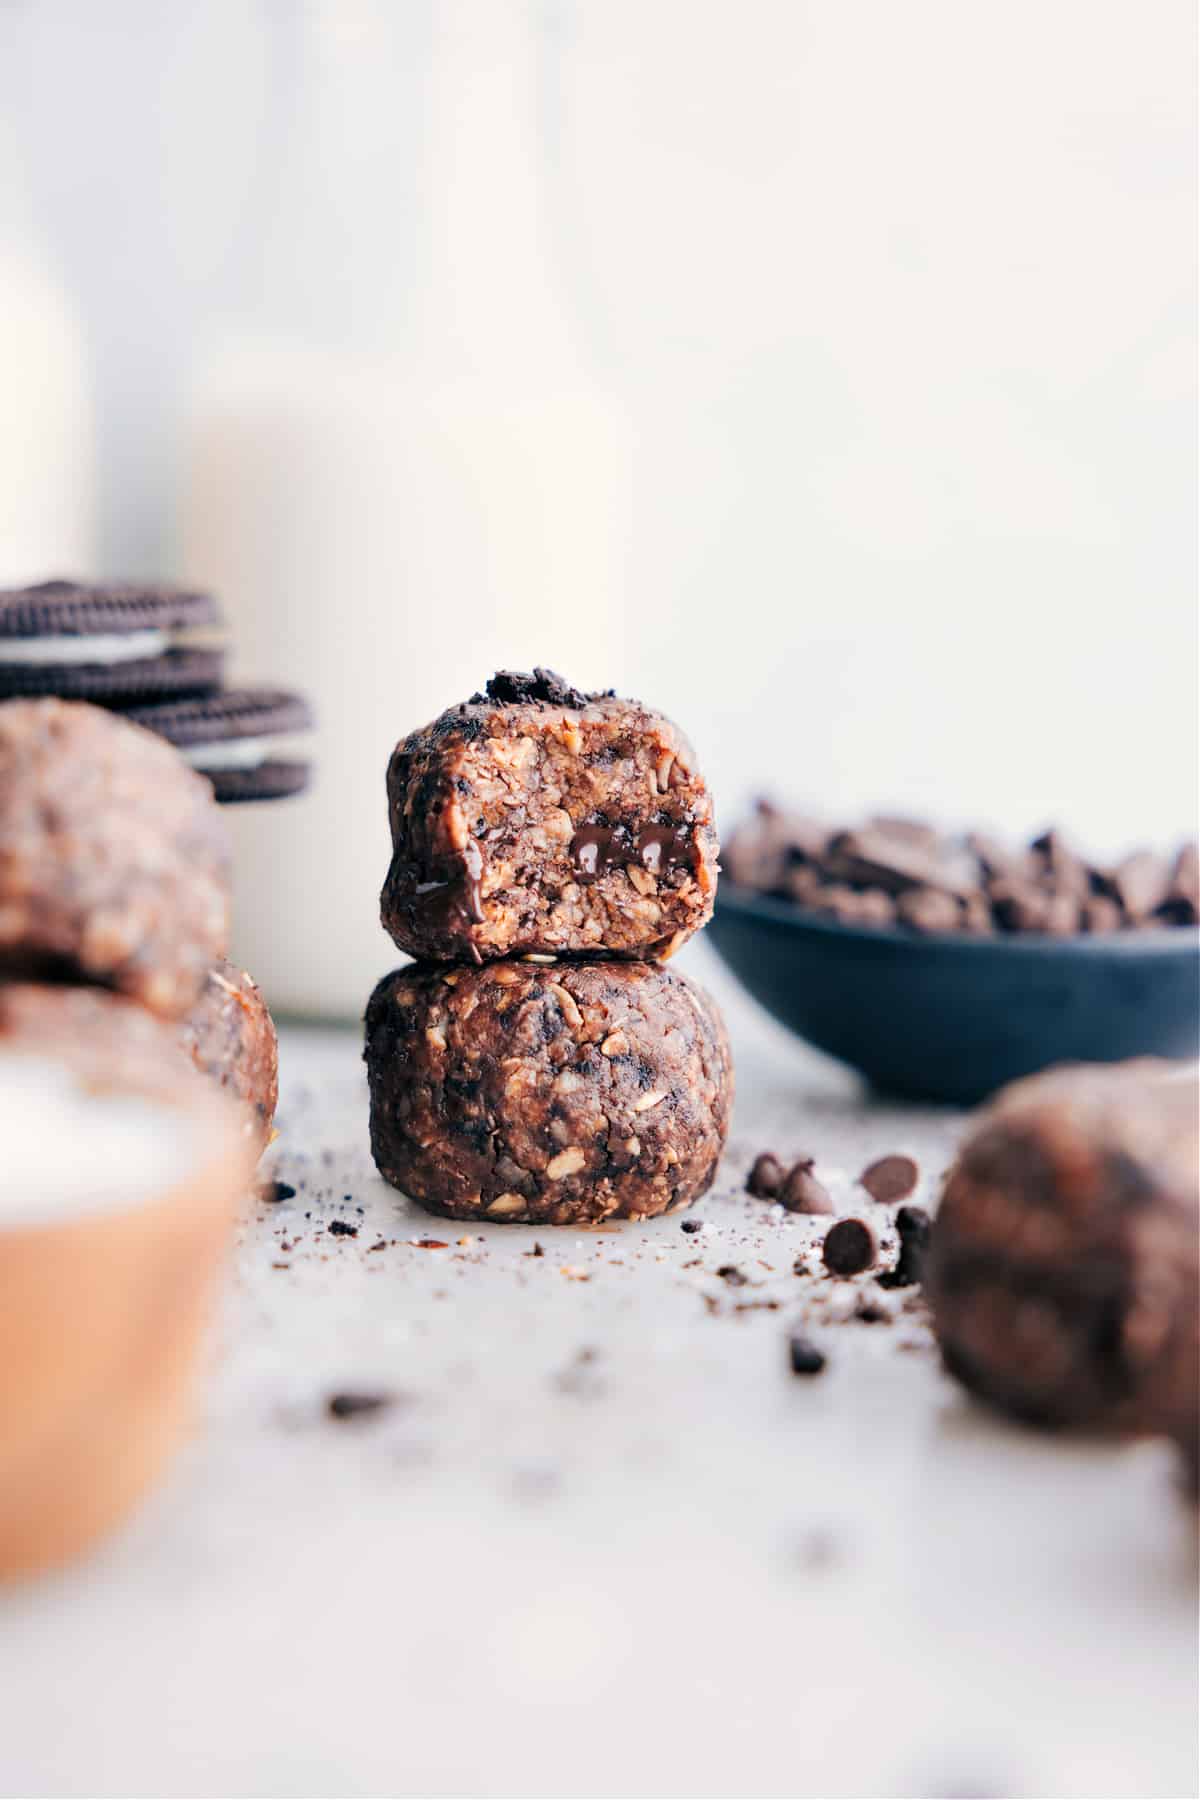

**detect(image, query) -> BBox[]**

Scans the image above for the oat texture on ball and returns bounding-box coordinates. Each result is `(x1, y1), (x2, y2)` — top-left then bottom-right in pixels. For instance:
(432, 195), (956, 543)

(927, 1058), (1199, 1460)
(380, 670), (718, 965)
(365, 959), (733, 1224)
(177, 959), (279, 1152)
(0, 699), (231, 1016)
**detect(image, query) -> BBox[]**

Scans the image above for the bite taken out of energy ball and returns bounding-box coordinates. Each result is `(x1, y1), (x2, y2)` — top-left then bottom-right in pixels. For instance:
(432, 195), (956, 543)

(365, 958), (733, 1225)
(927, 1058), (1198, 1474)
(177, 960), (279, 1155)
(380, 670), (719, 965)
(0, 698), (230, 1017)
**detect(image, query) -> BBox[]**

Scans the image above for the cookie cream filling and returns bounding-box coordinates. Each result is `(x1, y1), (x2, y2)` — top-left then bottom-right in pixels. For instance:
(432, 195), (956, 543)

(178, 732), (310, 772)
(0, 1053), (202, 1225)
(0, 625), (226, 666)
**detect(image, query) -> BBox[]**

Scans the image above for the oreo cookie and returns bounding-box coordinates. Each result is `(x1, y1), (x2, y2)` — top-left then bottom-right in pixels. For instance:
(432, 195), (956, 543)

(126, 688), (314, 803)
(0, 579), (226, 702)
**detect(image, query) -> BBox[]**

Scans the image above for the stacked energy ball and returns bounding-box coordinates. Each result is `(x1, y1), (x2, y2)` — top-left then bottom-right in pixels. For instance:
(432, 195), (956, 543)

(365, 669), (733, 1224)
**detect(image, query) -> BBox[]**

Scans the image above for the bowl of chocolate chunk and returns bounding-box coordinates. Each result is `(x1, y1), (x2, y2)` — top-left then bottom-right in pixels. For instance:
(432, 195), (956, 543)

(711, 803), (1199, 1103)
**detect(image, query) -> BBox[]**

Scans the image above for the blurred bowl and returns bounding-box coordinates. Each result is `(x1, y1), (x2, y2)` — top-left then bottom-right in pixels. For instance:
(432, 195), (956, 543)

(708, 885), (1200, 1104)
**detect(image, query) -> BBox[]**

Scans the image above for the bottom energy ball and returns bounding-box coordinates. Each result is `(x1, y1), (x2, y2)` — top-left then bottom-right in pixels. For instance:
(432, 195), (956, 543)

(365, 959), (733, 1224)
(927, 1059), (1198, 1471)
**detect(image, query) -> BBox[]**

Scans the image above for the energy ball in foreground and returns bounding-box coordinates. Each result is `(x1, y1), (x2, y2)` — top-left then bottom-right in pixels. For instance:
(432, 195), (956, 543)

(365, 958), (733, 1224)
(0, 698), (230, 1016)
(380, 669), (718, 964)
(927, 1059), (1198, 1467)
(177, 959), (279, 1154)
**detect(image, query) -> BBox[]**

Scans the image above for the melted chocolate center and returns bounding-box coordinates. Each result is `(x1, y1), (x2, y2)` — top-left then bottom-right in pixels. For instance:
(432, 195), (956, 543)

(571, 823), (694, 882)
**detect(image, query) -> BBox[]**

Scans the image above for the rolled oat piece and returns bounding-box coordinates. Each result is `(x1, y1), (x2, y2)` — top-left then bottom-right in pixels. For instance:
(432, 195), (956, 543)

(365, 958), (733, 1224)
(927, 1059), (1198, 1460)
(0, 699), (230, 1016)
(177, 959), (279, 1154)
(380, 670), (718, 964)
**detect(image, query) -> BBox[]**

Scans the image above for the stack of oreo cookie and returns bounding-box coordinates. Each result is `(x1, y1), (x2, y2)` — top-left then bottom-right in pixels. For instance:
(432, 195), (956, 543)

(364, 669), (734, 1226)
(0, 578), (313, 804)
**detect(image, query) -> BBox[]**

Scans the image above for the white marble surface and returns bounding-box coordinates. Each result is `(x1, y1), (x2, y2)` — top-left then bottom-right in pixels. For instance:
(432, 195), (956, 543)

(1, 958), (1196, 1800)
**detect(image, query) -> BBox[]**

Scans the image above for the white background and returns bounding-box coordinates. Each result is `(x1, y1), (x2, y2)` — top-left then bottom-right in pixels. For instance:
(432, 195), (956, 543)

(0, 0), (1195, 1008)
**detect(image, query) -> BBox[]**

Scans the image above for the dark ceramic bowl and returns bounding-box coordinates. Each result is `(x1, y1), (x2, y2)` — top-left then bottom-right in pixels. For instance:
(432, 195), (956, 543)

(708, 885), (1200, 1105)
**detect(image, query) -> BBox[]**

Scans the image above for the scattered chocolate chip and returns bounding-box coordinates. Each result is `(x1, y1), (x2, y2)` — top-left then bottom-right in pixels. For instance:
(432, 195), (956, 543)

(779, 1159), (834, 1214)
(680, 1218), (703, 1234)
(746, 1152), (785, 1198)
(878, 1205), (932, 1289)
(788, 1335), (827, 1375)
(855, 1299), (890, 1324)
(327, 1392), (393, 1421)
(822, 1217), (877, 1276)
(858, 1153), (919, 1205)
(525, 1241), (546, 1256)
(265, 1180), (296, 1203)
(327, 1220), (358, 1237)
(716, 1264), (748, 1286)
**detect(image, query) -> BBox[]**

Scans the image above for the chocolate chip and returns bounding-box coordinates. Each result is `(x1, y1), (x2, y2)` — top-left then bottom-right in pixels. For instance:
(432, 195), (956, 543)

(327, 1392), (393, 1420)
(822, 1218), (877, 1276)
(896, 888), (961, 933)
(680, 1218), (704, 1234)
(779, 1159), (834, 1214)
(265, 1180), (296, 1203)
(1110, 850), (1172, 922)
(878, 1205), (932, 1289)
(746, 1152), (785, 1198)
(788, 1335), (827, 1375)
(327, 1220), (358, 1237)
(858, 1154), (919, 1205)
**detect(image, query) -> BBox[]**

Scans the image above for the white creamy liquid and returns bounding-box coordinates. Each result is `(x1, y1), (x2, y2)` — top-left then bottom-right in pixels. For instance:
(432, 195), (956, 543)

(0, 1054), (202, 1227)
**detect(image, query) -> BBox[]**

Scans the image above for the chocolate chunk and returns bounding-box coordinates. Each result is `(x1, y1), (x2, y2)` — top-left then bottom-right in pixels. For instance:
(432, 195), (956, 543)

(858, 1154), (919, 1204)
(746, 1152), (786, 1198)
(779, 1159), (834, 1214)
(328, 1220), (358, 1237)
(788, 1335), (827, 1375)
(265, 1180), (296, 1204)
(896, 888), (961, 933)
(1110, 850), (1172, 922)
(877, 1205), (932, 1289)
(1080, 894), (1122, 934)
(825, 827), (975, 899)
(1029, 828), (1090, 900)
(327, 1392), (393, 1420)
(821, 1217), (877, 1276)
(483, 668), (590, 708)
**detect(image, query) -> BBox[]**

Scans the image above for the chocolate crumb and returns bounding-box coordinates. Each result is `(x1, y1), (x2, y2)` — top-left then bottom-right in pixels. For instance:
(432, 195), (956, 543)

(412, 1238), (449, 1249)
(328, 1220), (358, 1238)
(680, 1218), (704, 1234)
(822, 1217), (877, 1276)
(788, 1335), (827, 1375)
(855, 1299), (890, 1324)
(779, 1158), (834, 1214)
(525, 1242), (546, 1257)
(327, 1392), (393, 1421)
(716, 1264), (748, 1286)
(746, 1152), (785, 1198)
(264, 1180), (297, 1204)
(878, 1205), (931, 1289)
(858, 1154), (919, 1204)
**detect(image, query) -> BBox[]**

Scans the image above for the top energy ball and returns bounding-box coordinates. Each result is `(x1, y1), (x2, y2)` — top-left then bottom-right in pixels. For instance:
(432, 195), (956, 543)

(380, 670), (719, 964)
